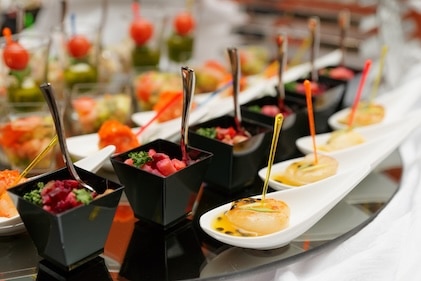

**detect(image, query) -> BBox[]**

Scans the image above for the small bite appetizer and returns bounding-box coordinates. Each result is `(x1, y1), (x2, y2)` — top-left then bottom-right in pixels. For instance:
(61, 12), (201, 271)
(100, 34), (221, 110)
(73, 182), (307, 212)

(273, 154), (339, 186)
(195, 126), (249, 145)
(318, 129), (365, 152)
(0, 169), (25, 218)
(22, 179), (103, 214)
(339, 102), (385, 127)
(213, 197), (290, 237)
(319, 66), (355, 80)
(98, 120), (140, 154)
(123, 148), (188, 177)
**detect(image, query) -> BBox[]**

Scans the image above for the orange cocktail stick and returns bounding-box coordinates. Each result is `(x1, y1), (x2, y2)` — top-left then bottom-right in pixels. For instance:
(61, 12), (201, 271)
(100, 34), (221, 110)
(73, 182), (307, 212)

(304, 79), (318, 165)
(347, 59), (372, 128)
(135, 93), (183, 137)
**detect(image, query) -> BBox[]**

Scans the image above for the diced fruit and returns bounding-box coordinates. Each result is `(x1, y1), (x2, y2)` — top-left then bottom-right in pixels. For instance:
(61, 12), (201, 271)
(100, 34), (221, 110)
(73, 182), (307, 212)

(23, 180), (97, 214)
(125, 148), (188, 177)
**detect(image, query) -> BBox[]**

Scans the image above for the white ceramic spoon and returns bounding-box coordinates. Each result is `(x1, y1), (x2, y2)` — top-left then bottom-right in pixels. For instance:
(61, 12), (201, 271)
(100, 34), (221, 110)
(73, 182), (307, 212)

(297, 110), (421, 157)
(199, 164), (370, 250)
(328, 78), (421, 130)
(0, 145), (116, 235)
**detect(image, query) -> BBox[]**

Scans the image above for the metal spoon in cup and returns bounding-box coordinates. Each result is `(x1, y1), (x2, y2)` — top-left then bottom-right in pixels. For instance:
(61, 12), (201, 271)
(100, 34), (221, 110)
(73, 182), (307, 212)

(180, 66), (195, 163)
(227, 47), (251, 137)
(40, 83), (95, 193)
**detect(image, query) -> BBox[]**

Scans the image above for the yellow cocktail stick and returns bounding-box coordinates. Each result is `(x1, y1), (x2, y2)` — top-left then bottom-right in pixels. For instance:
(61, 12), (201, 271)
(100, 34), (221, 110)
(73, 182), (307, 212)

(262, 113), (284, 200)
(13, 135), (58, 185)
(368, 45), (388, 104)
(304, 80), (318, 165)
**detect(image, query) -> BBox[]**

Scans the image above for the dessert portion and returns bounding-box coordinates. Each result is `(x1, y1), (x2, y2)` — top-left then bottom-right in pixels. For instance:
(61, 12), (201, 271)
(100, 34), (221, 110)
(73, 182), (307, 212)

(238, 45), (270, 76)
(129, 4), (160, 68)
(166, 10), (195, 63)
(98, 120), (140, 154)
(273, 154), (339, 186)
(212, 197), (290, 236)
(71, 92), (132, 134)
(339, 102), (385, 127)
(285, 80), (327, 95)
(22, 179), (103, 214)
(133, 70), (181, 110)
(0, 169), (25, 218)
(124, 148), (188, 177)
(63, 20), (98, 89)
(196, 126), (249, 145)
(195, 60), (230, 94)
(0, 115), (56, 171)
(319, 66), (355, 80)
(2, 28), (45, 102)
(318, 129), (365, 152)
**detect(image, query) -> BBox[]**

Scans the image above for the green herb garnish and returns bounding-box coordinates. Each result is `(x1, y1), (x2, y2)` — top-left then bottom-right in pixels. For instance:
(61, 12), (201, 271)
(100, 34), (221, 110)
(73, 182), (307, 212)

(128, 151), (153, 168)
(248, 105), (262, 113)
(196, 127), (217, 139)
(74, 188), (93, 205)
(23, 182), (44, 206)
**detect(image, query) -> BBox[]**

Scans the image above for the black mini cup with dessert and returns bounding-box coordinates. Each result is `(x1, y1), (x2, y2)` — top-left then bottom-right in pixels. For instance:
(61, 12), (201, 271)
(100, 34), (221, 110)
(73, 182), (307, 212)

(110, 139), (213, 229)
(7, 166), (124, 272)
(318, 65), (362, 108)
(241, 95), (308, 162)
(188, 115), (273, 193)
(284, 76), (346, 133)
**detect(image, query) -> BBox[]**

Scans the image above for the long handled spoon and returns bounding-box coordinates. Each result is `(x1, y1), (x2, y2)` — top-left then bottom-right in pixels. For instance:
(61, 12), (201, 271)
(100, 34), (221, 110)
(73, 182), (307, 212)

(40, 83), (95, 193)
(338, 9), (350, 67)
(262, 113), (284, 200)
(227, 47), (251, 137)
(309, 16), (320, 83)
(275, 33), (288, 111)
(180, 66), (195, 163)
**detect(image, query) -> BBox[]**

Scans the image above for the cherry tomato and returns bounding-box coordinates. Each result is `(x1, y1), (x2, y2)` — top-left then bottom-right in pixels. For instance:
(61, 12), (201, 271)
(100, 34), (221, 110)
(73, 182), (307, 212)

(173, 11), (195, 36)
(3, 42), (29, 70)
(130, 19), (154, 45)
(67, 35), (91, 59)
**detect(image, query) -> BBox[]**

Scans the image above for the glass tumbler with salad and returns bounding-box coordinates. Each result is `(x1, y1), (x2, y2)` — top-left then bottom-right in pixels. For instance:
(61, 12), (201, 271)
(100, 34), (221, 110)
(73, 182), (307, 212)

(60, 18), (100, 92)
(0, 28), (50, 103)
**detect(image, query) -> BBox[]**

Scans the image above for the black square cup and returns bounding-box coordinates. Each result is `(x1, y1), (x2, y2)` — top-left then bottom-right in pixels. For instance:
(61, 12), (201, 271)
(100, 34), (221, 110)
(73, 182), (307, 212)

(7, 167), (124, 271)
(110, 139), (213, 228)
(318, 65), (362, 108)
(188, 115), (273, 193)
(241, 95), (309, 162)
(284, 76), (346, 133)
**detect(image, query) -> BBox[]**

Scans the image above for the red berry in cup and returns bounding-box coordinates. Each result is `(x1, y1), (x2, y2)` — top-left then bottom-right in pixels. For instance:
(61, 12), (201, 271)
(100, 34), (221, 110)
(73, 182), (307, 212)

(130, 19), (154, 45)
(174, 11), (195, 36)
(67, 35), (91, 58)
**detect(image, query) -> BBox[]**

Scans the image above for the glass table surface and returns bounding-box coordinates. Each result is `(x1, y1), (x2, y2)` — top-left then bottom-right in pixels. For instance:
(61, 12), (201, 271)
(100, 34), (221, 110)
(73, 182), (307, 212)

(0, 150), (402, 281)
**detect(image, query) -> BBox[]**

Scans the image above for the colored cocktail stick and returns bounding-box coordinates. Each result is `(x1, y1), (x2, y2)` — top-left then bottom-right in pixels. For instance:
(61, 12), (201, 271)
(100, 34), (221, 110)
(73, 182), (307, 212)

(304, 79), (318, 165)
(347, 59), (372, 128)
(135, 93), (183, 137)
(262, 113), (284, 200)
(369, 45), (388, 104)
